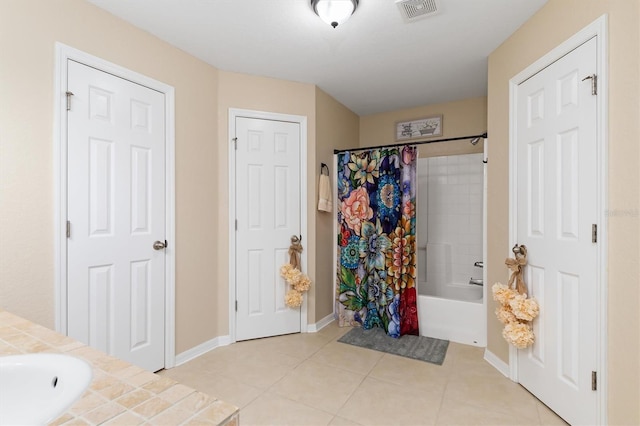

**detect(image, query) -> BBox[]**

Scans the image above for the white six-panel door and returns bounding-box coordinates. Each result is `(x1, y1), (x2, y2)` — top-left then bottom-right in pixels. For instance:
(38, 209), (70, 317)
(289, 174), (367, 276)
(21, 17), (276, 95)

(67, 60), (166, 371)
(235, 117), (302, 341)
(515, 38), (598, 425)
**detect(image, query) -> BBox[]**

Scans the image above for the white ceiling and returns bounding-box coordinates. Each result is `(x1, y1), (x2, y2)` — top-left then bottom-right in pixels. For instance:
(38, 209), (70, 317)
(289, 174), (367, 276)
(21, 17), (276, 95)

(87, 0), (547, 116)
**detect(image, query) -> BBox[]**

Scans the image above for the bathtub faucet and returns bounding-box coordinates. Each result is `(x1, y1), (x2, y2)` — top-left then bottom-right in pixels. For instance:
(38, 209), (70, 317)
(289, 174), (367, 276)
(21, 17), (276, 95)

(469, 278), (483, 286)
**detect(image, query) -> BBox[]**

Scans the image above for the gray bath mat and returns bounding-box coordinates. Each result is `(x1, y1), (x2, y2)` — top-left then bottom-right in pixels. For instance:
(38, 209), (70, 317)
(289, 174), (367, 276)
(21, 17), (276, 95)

(338, 327), (449, 365)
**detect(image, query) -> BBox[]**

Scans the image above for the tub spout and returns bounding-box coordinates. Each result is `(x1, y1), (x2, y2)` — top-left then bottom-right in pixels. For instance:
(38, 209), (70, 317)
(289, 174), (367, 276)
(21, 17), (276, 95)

(469, 278), (483, 286)
(474, 261), (483, 268)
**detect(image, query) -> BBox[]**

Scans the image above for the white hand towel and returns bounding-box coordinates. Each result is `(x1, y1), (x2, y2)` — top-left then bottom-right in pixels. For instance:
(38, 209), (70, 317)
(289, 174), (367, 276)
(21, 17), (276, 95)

(318, 173), (333, 212)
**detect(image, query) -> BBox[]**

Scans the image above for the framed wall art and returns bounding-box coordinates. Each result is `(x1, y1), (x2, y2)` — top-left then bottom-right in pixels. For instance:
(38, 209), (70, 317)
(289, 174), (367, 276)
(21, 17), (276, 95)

(395, 115), (443, 141)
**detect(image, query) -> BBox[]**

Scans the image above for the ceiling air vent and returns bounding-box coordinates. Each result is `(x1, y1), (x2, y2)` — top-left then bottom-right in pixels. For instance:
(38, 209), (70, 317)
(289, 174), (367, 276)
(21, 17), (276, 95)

(396, 0), (439, 22)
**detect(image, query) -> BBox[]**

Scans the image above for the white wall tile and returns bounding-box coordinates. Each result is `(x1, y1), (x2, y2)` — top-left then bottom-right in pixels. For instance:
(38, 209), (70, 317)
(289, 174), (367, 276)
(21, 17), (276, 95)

(417, 153), (483, 292)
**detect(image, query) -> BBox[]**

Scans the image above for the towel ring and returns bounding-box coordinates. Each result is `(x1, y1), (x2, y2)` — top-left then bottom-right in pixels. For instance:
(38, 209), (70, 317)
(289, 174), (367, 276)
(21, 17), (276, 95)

(320, 163), (330, 176)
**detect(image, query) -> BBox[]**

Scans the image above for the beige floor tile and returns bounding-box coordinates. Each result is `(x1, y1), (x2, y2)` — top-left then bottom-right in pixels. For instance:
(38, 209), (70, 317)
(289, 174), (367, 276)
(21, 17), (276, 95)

(217, 354), (296, 389)
(337, 376), (442, 425)
(310, 341), (384, 375)
(158, 364), (215, 387)
(156, 324), (553, 426)
(232, 336), (297, 353)
(226, 343), (304, 369)
(271, 360), (365, 414)
(536, 401), (569, 425)
(240, 392), (334, 426)
(328, 416), (363, 425)
(316, 322), (352, 341)
(447, 343), (506, 378)
(435, 397), (539, 425)
(446, 342), (485, 364)
(449, 357), (508, 379)
(174, 351), (235, 374)
(368, 353), (450, 395)
(437, 342), (457, 370)
(443, 374), (540, 422)
(190, 372), (263, 408)
(176, 342), (304, 375)
(206, 341), (259, 358)
(265, 332), (334, 359)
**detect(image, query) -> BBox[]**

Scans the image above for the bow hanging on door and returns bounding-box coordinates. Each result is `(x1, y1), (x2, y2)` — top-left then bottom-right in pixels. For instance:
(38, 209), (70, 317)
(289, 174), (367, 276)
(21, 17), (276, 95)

(280, 235), (311, 308)
(492, 244), (540, 349)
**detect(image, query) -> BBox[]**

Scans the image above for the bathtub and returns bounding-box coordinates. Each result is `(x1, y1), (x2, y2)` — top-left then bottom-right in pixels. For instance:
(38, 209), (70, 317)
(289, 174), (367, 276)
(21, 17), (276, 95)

(422, 282), (482, 301)
(418, 282), (486, 347)
(415, 151), (487, 347)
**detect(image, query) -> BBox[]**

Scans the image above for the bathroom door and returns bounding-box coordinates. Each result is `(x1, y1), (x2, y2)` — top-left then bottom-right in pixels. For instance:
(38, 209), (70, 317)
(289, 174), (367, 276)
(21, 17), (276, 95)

(66, 60), (166, 372)
(514, 37), (599, 425)
(234, 116), (302, 341)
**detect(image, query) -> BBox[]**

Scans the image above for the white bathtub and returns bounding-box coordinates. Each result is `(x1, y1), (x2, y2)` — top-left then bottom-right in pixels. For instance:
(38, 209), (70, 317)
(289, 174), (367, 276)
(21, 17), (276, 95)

(422, 282), (482, 302)
(418, 282), (486, 347)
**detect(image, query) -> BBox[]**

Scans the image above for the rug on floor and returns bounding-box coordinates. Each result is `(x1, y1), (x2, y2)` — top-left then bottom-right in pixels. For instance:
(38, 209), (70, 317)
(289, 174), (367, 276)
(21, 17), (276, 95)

(338, 327), (449, 365)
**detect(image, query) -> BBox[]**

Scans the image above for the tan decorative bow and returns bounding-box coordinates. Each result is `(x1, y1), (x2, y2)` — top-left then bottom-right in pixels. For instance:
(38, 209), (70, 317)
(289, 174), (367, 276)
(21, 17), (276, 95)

(289, 236), (303, 270)
(505, 245), (528, 295)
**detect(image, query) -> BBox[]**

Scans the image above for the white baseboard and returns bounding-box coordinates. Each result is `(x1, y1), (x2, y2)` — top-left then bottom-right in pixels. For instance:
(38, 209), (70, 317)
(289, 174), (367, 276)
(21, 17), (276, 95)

(484, 348), (510, 377)
(174, 335), (231, 367)
(175, 314), (336, 367)
(307, 313), (335, 333)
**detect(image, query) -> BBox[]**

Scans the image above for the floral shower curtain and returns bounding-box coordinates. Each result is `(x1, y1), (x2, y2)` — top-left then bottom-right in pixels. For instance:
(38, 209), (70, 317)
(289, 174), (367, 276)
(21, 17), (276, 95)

(336, 146), (419, 337)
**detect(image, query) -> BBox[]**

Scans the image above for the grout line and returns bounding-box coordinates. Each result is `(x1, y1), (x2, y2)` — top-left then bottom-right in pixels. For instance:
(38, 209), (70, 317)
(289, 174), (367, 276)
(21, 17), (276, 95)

(238, 388), (263, 411)
(433, 363), (453, 426)
(333, 366), (368, 418)
(332, 336), (386, 417)
(262, 330), (338, 396)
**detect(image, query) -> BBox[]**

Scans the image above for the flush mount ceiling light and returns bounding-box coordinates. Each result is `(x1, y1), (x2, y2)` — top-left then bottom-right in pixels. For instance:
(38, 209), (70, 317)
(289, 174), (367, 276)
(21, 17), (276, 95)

(311, 0), (359, 28)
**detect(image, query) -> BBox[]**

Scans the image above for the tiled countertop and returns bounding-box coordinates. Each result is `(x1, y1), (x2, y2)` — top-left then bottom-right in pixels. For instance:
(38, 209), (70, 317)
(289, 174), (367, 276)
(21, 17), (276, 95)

(0, 310), (239, 425)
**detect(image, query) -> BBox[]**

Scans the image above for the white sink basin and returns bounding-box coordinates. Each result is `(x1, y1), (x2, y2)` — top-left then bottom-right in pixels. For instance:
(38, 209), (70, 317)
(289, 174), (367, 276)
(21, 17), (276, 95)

(0, 353), (92, 425)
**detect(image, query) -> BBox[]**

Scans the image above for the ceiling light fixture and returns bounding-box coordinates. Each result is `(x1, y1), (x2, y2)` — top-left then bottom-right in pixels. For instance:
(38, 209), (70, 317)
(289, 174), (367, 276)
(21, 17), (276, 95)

(311, 0), (359, 28)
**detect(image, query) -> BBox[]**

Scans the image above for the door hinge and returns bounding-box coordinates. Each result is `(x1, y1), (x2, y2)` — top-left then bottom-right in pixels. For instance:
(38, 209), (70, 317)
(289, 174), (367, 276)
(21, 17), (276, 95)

(66, 220), (71, 238)
(235, 219), (238, 231)
(65, 91), (74, 111)
(592, 371), (597, 391)
(232, 137), (237, 150)
(592, 224), (597, 243)
(582, 74), (597, 95)
(235, 300), (238, 312)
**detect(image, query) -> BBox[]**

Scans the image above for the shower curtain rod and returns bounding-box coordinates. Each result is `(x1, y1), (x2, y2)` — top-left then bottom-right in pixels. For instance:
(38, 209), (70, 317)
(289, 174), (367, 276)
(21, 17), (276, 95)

(333, 132), (487, 155)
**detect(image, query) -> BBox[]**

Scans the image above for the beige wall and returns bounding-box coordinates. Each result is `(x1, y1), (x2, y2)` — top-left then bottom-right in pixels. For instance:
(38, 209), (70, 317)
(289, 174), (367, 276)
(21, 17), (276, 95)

(0, 0), (221, 354)
(315, 88), (359, 323)
(0, 0), (350, 356)
(359, 97), (487, 156)
(216, 71), (318, 327)
(487, 1), (640, 424)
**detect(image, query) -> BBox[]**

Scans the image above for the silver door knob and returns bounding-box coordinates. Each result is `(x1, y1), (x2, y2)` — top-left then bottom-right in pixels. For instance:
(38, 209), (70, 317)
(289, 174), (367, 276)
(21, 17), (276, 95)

(153, 240), (166, 250)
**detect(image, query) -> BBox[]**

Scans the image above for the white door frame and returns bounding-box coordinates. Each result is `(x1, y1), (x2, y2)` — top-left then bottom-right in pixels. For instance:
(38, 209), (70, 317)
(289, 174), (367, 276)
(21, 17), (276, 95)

(53, 43), (176, 368)
(508, 15), (608, 424)
(228, 108), (308, 342)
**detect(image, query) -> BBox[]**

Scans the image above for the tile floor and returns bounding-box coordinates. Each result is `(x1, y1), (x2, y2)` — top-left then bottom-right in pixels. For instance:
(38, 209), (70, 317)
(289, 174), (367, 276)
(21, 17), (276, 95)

(158, 322), (567, 425)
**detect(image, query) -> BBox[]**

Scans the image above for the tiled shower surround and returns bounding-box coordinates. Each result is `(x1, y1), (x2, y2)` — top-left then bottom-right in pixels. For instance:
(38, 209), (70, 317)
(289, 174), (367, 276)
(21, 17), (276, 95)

(417, 153), (484, 294)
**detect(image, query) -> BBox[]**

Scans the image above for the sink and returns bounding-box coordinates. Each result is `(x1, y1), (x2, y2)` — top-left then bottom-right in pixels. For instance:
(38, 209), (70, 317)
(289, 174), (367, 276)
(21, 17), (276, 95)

(0, 353), (92, 425)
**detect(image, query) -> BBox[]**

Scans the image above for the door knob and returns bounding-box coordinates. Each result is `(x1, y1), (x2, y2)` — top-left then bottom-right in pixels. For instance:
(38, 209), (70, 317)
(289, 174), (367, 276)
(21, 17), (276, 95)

(153, 240), (166, 250)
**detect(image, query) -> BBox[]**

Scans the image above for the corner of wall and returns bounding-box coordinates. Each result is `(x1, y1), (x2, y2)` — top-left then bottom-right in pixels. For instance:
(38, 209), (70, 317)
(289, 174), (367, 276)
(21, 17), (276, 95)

(314, 88), (359, 324)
